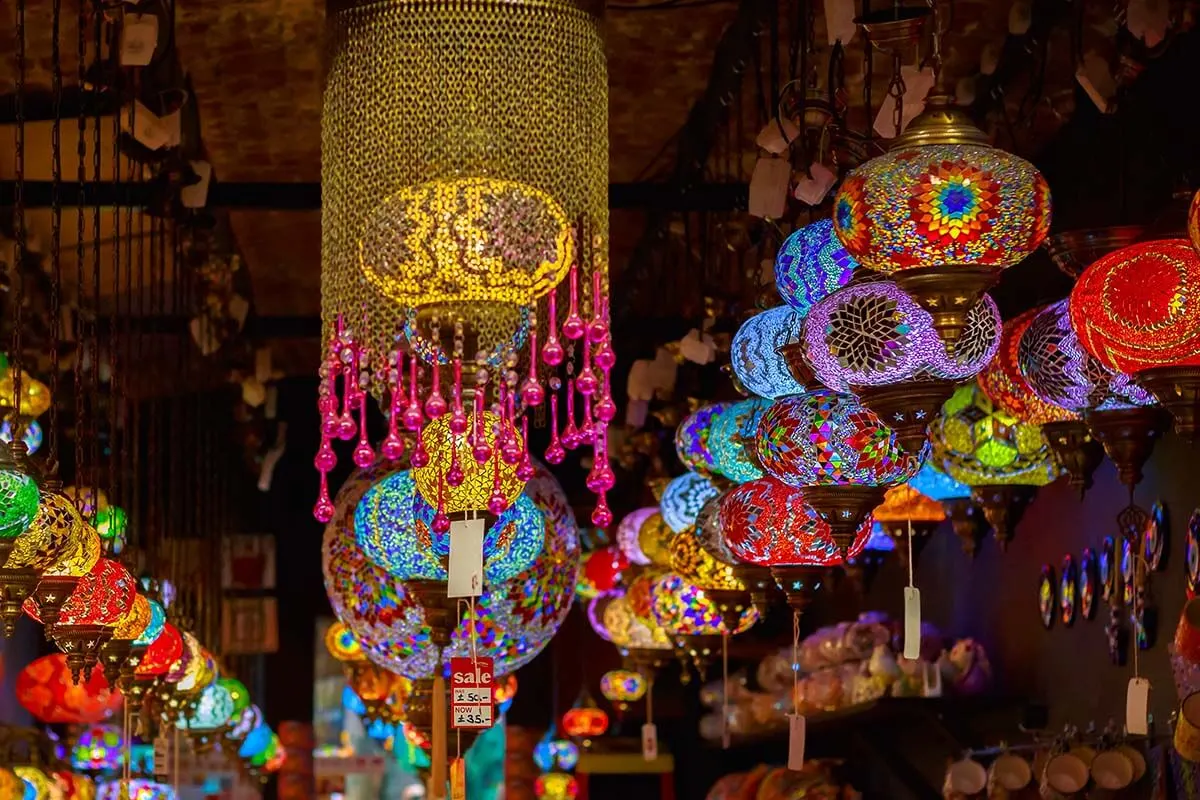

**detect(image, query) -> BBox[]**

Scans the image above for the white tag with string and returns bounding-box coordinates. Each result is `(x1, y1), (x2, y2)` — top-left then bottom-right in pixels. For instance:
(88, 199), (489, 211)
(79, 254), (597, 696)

(641, 723), (658, 761)
(1126, 677), (1150, 734)
(787, 714), (806, 770)
(922, 662), (943, 697)
(448, 517), (485, 598)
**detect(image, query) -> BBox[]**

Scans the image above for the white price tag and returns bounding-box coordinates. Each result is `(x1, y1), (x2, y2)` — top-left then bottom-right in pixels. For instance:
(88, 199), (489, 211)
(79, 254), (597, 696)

(641, 723), (658, 761)
(748, 157), (791, 220)
(124, 101), (171, 151)
(120, 13), (159, 66)
(793, 163), (837, 206)
(903, 586), (922, 660)
(823, 0), (857, 45)
(787, 714), (806, 770)
(448, 517), (486, 598)
(1126, 677), (1151, 735)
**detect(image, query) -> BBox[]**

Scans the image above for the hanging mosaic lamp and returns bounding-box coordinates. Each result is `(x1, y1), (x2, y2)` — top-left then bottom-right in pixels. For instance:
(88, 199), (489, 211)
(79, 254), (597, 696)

(1069, 239), (1200, 443)
(118, 598), (165, 692)
(56, 772), (96, 800)
(707, 397), (771, 484)
(803, 279), (1001, 452)
(871, 485), (944, 563)
(134, 622), (183, 678)
(16, 654), (122, 724)
(696, 490), (778, 615)
(929, 384), (1057, 549)
(731, 307), (806, 399)
(31, 558), (136, 682)
(16, 491), (91, 635)
(907, 463), (984, 554)
(636, 512), (674, 569)
(319, 0), (610, 526)
(599, 669), (646, 715)
(755, 389), (921, 554)
(562, 691), (610, 744)
(614, 507), (656, 567)
(602, 573), (673, 675)
(650, 572), (758, 680)
(831, 87), (1051, 349)
(660, 472), (720, 534)
(1019, 299), (1162, 489)
(0, 447), (41, 634)
(674, 403), (733, 478)
(325, 620), (366, 663)
(719, 476), (869, 609)
(70, 726), (123, 772)
(535, 773), (579, 800)
(576, 546), (628, 600)
(97, 593), (151, 688)
(177, 681), (236, 749)
(775, 219), (860, 316)
(667, 529), (750, 630)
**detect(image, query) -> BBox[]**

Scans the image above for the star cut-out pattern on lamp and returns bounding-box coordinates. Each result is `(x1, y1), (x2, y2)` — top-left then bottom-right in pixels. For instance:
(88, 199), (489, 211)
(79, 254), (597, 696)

(755, 389), (923, 488)
(774, 219), (858, 317)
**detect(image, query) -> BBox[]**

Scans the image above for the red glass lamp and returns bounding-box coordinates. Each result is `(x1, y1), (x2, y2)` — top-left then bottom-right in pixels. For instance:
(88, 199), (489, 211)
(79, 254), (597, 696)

(1189, 190), (1199, 255)
(16, 654), (122, 723)
(562, 693), (609, 744)
(1070, 239), (1200, 442)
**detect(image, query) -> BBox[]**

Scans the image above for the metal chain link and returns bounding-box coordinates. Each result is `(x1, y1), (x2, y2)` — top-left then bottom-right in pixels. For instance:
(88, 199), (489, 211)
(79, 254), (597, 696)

(887, 52), (907, 138)
(48, 0), (63, 474)
(12, 0), (27, 418)
(74, 0), (86, 505)
(90, 4), (102, 505)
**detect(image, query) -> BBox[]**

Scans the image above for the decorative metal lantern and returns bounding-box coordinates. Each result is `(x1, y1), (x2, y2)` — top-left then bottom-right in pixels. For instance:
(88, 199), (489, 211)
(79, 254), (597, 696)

(562, 696), (610, 741)
(832, 92), (1051, 348)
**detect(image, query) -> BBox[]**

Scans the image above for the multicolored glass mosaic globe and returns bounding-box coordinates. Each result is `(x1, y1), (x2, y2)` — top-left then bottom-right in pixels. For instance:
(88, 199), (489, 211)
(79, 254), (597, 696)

(576, 546), (627, 600)
(15, 768), (56, 800)
(1069, 239), (1200, 373)
(977, 306), (1077, 424)
(356, 470), (544, 585)
(218, 677), (251, 714)
(660, 472), (720, 534)
(135, 623), (183, 678)
(30, 557), (136, 627)
(97, 781), (175, 800)
(709, 397), (770, 483)
(775, 218), (858, 317)
(412, 411), (526, 515)
(599, 669), (647, 708)
(0, 470), (39, 540)
(636, 512), (674, 568)
(832, 144), (1050, 274)
(674, 403), (733, 477)
(668, 533), (741, 591)
(93, 507), (127, 541)
(177, 681), (235, 732)
(695, 493), (737, 566)
(755, 389), (923, 488)
(0, 419), (41, 455)
(325, 620), (365, 662)
(929, 384), (1058, 486)
(615, 507), (656, 567)
(70, 725), (123, 771)
(133, 600), (166, 648)
(907, 463), (970, 501)
(532, 727), (579, 771)
(802, 280), (1001, 391)
(731, 307), (805, 399)
(650, 573), (758, 636)
(6, 489), (82, 571)
(719, 477), (869, 567)
(603, 576), (672, 651)
(1018, 299), (1153, 413)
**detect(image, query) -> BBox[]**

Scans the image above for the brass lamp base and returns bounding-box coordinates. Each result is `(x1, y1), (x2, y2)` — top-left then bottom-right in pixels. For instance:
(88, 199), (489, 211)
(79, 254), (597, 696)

(1045, 226), (1145, 280)
(892, 265), (1000, 348)
(673, 634), (721, 682)
(0, 566), (41, 638)
(98, 638), (134, 689)
(1137, 366), (1200, 446)
(777, 342), (817, 389)
(731, 564), (776, 615)
(406, 580), (458, 649)
(1085, 406), (1166, 489)
(1041, 419), (1103, 496)
(28, 575), (82, 638)
(943, 497), (984, 556)
(769, 565), (825, 612)
(703, 587), (753, 633)
(855, 3), (931, 49)
(53, 623), (113, 684)
(800, 484), (887, 556)
(970, 485), (1036, 551)
(856, 380), (956, 455)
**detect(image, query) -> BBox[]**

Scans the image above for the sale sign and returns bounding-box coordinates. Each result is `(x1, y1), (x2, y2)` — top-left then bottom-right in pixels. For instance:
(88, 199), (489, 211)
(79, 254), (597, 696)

(449, 656), (495, 730)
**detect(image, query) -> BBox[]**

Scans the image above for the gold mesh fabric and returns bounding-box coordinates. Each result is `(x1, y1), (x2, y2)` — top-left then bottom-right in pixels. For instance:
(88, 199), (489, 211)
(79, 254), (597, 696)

(322, 0), (608, 372)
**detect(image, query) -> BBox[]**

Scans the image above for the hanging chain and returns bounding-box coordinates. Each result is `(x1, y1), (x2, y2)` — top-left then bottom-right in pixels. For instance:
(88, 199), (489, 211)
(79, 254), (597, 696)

(887, 52), (907, 138)
(12, 0), (27, 419)
(110, 63), (123, 509)
(48, 0), (63, 475)
(74, 0), (87, 506)
(90, 4), (103, 506)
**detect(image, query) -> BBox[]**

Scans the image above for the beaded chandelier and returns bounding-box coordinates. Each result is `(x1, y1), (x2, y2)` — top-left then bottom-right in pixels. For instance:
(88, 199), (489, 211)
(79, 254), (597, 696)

(831, 92), (1051, 347)
(319, 0), (610, 525)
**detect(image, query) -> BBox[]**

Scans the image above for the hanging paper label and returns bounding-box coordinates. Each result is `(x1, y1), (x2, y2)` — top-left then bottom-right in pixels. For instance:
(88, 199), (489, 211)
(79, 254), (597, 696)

(449, 758), (466, 800)
(903, 586), (922, 660)
(793, 163), (838, 206)
(119, 13), (159, 66)
(153, 732), (171, 780)
(448, 518), (486, 598)
(1126, 677), (1151, 735)
(922, 662), (943, 698)
(787, 714), (806, 770)
(450, 656), (495, 729)
(748, 157), (791, 220)
(641, 723), (658, 761)
(823, 0), (857, 44)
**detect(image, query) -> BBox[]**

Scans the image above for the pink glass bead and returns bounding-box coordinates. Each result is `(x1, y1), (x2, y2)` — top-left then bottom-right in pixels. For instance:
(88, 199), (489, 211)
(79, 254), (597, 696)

(516, 455), (536, 481)
(501, 437), (522, 466)
(576, 368), (598, 396)
(411, 438), (430, 469)
(586, 465), (615, 493)
(594, 394), (617, 422)
(542, 338), (565, 366)
(401, 404), (423, 432)
(353, 441), (375, 469)
(591, 497), (613, 528)
(314, 443), (336, 472)
(587, 317), (609, 344)
(314, 498), (335, 524)
(381, 432), (405, 461)
(337, 415), (357, 441)
(472, 440), (493, 465)
(562, 314), (585, 340)
(545, 440), (566, 465)
(595, 343), (616, 371)
(487, 490), (508, 515)
(447, 460), (465, 487)
(432, 512), (451, 534)
(425, 390), (448, 419)
(449, 408), (469, 435)
(521, 378), (545, 408)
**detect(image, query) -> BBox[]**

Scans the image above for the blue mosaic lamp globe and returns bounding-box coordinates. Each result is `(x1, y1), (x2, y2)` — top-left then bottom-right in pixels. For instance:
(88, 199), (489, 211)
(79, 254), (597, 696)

(731, 306), (805, 399)
(907, 463), (970, 502)
(238, 725), (273, 760)
(660, 472), (719, 534)
(709, 397), (770, 483)
(774, 218), (858, 317)
(133, 599), (166, 647)
(178, 681), (235, 733)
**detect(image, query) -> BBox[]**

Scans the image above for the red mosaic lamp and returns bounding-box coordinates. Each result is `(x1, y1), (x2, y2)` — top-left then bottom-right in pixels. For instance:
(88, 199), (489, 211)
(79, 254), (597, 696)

(831, 88), (1051, 350)
(561, 691), (609, 748)
(1190, 190), (1200, 254)
(1070, 239), (1200, 443)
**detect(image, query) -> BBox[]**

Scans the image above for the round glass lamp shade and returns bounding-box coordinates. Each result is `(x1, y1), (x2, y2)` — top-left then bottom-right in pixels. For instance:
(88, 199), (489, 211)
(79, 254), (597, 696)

(1019, 299), (1153, 413)
(719, 477), (869, 567)
(0, 470), (39, 540)
(615, 507), (656, 566)
(40, 524), (101, 580)
(636, 512), (674, 568)
(649, 572), (758, 636)
(535, 773), (579, 800)
(802, 280), (1001, 391)
(0, 419), (42, 455)
(135, 624), (183, 678)
(709, 397), (770, 483)
(238, 725), (273, 761)
(977, 306), (1077, 424)
(907, 463), (970, 501)
(27, 558), (136, 627)
(674, 403), (733, 477)
(56, 771), (96, 800)
(695, 493), (737, 566)
(70, 726), (123, 771)
(112, 594), (151, 641)
(667, 533), (741, 591)
(412, 411), (526, 515)
(218, 677), (251, 714)
(660, 472), (719, 534)
(6, 490), (82, 570)
(93, 507), (127, 541)
(775, 219), (859, 317)
(532, 729), (579, 771)
(576, 546), (627, 600)
(177, 682), (235, 732)
(756, 389), (923, 488)
(97, 782), (176, 800)
(229, 705), (263, 741)
(929, 384), (1058, 486)
(16, 655), (122, 723)
(731, 307), (805, 399)
(832, 144), (1050, 274)
(14, 768), (55, 800)
(1069, 239), (1200, 373)
(0, 368), (52, 418)
(562, 704), (609, 738)
(600, 669), (647, 706)
(133, 600), (166, 648)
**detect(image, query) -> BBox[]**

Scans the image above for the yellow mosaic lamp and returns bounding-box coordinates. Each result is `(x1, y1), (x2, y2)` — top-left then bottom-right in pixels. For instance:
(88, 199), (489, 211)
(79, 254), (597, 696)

(98, 593), (152, 687)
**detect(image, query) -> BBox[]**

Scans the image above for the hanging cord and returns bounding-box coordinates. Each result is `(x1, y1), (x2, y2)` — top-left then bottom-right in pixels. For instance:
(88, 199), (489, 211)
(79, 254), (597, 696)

(47, 0), (63, 475)
(72, 0), (86, 512)
(791, 609), (801, 720)
(12, 0), (27, 419)
(887, 52), (907, 138)
(907, 518), (915, 589)
(721, 632), (730, 749)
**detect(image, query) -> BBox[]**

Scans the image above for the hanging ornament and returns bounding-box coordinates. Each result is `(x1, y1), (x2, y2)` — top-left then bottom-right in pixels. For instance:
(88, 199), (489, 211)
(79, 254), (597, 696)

(660, 473), (720, 534)
(650, 572), (757, 679)
(16, 654), (122, 724)
(803, 279), (1001, 452)
(871, 485), (944, 563)
(30, 525), (102, 636)
(831, 88), (1051, 348)
(1070, 239), (1200, 443)
(598, 669), (646, 715)
(708, 398), (770, 484)
(755, 389), (921, 554)
(614, 507), (657, 567)
(674, 404), (732, 478)
(774, 219), (859, 318)
(97, 593), (151, 687)
(730, 308), (805, 400)
(909, 463), (984, 554)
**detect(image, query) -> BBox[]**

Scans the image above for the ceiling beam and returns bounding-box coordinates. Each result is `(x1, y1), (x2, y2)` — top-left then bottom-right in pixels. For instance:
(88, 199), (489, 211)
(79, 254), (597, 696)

(0, 180), (749, 212)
